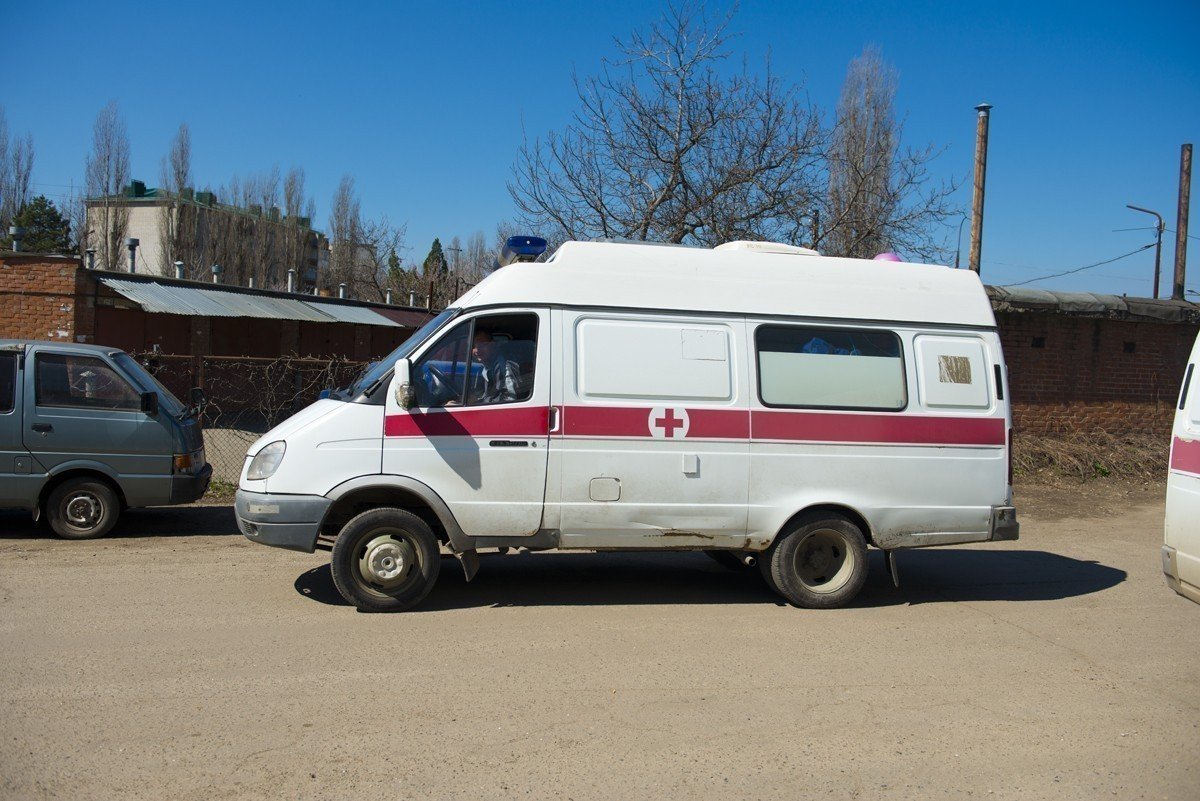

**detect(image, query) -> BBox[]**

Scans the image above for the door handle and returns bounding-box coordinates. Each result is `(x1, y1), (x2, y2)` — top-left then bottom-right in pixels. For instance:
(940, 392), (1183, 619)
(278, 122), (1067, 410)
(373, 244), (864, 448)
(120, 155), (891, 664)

(32, 424), (53, 434)
(548, 406), (560, 433)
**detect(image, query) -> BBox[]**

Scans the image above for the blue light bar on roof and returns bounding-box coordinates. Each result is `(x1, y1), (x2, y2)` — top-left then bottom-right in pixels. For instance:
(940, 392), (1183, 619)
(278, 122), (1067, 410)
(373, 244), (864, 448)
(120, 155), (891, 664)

(499, 235), (547, 267)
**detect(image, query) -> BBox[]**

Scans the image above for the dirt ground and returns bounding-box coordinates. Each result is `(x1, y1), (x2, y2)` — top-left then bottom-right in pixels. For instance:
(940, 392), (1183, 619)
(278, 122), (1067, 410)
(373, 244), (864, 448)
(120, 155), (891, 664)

(0, 480), (1196, 800)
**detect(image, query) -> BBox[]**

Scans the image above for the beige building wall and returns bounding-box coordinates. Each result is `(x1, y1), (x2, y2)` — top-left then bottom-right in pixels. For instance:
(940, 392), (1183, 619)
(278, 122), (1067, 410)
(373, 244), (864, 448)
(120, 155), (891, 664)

(84, 201), (172, 277)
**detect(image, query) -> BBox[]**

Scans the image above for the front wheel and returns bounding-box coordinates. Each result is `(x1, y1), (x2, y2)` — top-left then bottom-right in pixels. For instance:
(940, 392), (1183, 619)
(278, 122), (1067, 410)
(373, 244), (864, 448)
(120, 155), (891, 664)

(46, 478), (120, 540)
(330, 508), (441, 612)
(763, 515), (868, 609)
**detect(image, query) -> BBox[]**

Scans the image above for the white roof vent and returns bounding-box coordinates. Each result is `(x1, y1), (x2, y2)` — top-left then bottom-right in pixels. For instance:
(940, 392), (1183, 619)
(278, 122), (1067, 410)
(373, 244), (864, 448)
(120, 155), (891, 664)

(714, 240), (821, 256)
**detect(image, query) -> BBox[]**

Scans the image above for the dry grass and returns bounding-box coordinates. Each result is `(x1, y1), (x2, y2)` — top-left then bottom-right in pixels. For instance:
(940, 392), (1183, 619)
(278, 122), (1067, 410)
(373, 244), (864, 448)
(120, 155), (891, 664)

(1013, 430), (1169, 483)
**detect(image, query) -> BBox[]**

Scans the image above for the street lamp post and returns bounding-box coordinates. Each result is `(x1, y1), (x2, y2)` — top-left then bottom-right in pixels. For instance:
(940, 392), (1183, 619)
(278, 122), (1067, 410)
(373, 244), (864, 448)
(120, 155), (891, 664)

(1126, 204), (1164, 299)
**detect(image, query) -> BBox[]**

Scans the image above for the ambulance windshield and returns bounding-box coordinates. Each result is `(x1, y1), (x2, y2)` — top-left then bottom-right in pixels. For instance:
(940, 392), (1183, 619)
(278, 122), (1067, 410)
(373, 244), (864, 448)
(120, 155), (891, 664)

(345, 307), (459, 398)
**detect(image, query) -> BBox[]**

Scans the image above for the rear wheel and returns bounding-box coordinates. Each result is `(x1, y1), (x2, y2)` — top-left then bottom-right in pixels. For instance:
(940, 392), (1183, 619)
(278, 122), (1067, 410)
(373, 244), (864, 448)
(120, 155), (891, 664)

(330, 508), (441, 612)
(764, 515), (868, 609)
(46, 478), (120, 540)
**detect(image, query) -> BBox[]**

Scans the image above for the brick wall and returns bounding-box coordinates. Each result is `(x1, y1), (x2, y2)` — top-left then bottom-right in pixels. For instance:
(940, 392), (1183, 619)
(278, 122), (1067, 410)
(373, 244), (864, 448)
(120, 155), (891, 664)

(0, 255), (84, 342)
(998, 312), (1199, 436)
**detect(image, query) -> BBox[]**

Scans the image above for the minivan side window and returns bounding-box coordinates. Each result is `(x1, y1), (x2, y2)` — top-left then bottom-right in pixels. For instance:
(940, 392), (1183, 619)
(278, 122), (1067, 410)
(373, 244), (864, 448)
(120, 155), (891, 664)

(0, 353), (15, 414)
(756, 325), (906, 410)
(35, 353), (141, 411)
(414, 313), (539, 407)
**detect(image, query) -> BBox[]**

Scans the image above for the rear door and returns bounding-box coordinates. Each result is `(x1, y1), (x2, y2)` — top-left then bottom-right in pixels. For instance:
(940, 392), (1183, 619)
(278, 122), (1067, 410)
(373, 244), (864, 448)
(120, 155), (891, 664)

(23, 347), (174, 502)
(1167, 337), (1200, 593)
(0, 347), (37, 508)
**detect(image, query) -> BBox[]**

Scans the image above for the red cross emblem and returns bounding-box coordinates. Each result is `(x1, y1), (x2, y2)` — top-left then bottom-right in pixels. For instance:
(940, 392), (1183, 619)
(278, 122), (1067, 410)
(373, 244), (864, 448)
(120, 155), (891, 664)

(648, 407), (689, 439)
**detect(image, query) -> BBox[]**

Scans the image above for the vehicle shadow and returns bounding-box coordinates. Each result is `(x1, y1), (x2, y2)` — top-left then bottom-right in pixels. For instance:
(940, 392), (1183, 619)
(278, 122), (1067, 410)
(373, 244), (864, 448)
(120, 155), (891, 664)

(293, 548), (1127, 611)
(0, 505), (240, 540)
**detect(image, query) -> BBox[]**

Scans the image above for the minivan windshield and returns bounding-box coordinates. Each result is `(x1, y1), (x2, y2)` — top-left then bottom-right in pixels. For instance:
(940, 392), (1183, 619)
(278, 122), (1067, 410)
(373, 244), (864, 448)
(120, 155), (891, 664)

(112, 352), (188, 418)
(345, 307), (459, 398)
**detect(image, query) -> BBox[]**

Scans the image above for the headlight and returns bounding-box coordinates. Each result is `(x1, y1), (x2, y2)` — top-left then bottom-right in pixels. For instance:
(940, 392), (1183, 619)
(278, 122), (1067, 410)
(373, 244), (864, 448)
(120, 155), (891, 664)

(247, 441), (286, 481)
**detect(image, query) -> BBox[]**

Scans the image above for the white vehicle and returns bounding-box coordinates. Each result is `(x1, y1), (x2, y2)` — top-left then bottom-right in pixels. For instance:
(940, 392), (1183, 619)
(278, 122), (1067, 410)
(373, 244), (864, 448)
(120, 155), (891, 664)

(236, 238), (1018, 611)
(1164, 331), (1200, 604)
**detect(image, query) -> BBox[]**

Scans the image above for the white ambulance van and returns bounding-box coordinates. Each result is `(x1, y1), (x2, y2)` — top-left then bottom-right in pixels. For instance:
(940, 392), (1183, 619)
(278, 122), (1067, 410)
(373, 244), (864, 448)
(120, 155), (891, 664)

(236, 238), (1019, 611)
(1164, 331), (1200, 604)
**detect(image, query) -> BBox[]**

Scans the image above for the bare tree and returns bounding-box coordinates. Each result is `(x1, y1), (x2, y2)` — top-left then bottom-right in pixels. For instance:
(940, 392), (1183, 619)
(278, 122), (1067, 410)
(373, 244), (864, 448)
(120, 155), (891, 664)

(84, 101), (131, 270)
(158, 123), (191, 270)
(509, 2), (824, 247)
(279, 166), (317, 287)
(353, 215), (408, 301)
(820, 46), (958, 261)
(0, 107), (11, 230)
(326, 174), (362, 292)
(10, 134), (34, 214)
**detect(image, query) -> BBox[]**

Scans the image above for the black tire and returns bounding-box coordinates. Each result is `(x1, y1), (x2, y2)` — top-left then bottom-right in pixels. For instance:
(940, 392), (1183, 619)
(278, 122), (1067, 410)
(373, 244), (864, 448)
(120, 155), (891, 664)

(330, 508), (441, 612)
(705, 550), (749, 571)
(764, 514), (868, 609)
(46, 478), (120, 540)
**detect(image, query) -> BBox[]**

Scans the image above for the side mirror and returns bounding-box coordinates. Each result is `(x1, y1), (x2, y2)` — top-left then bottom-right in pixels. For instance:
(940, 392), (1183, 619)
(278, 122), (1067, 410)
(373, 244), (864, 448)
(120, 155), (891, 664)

(394, 358), (417, 410)
(189, 387), (207, 416)
(140, 391), (159, 416)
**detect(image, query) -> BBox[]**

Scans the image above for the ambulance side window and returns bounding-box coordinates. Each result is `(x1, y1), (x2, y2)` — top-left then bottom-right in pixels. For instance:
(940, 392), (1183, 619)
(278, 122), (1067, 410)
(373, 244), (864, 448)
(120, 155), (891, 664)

(412, 313), (540, 407)
(413, 321), (472, 407)
(914, 335), (991, 410)
(756, 325), (906, 410)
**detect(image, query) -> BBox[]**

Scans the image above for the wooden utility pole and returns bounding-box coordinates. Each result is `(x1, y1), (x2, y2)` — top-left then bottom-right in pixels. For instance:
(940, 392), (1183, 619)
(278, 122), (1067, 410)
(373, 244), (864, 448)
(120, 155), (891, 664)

(1173, 143), (1192, 300)
(968, 103), (992, 274)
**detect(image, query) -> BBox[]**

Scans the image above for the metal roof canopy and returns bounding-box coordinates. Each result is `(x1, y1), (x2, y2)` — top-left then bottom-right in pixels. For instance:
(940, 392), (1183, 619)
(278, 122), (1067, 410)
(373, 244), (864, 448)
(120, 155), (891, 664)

(309, 302), (401, 327)
(98, 277), (401, 326)
(987, 285), (1200, 323)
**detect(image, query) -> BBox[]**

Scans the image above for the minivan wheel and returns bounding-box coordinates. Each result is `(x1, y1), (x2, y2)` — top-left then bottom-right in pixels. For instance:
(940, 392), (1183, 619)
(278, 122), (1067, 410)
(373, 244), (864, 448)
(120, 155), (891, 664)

(765, 515), (868, 609)
(46, 478), (120, 540)
(330, 508), (441, 612)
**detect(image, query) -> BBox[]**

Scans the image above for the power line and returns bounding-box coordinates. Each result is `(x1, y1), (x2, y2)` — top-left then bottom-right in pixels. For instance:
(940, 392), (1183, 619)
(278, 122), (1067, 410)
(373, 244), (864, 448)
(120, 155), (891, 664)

(1004, 244), (1155, 287)
(1112, 225), (1200, 242)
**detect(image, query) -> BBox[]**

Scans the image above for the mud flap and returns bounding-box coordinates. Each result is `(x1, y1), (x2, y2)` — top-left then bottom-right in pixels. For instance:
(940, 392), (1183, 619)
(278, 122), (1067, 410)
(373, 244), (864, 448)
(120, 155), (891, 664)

(884, 550), (900, 588)
(455, 549), (480, 582)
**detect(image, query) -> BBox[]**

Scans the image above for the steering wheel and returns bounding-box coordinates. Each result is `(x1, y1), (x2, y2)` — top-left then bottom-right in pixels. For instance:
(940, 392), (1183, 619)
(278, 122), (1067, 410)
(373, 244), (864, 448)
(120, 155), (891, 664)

(425, 364), (453, 400)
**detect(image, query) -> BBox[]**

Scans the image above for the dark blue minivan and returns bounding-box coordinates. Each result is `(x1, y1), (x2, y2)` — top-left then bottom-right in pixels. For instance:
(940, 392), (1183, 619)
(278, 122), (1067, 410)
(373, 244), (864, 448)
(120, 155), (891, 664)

(0, 340), (211, 539)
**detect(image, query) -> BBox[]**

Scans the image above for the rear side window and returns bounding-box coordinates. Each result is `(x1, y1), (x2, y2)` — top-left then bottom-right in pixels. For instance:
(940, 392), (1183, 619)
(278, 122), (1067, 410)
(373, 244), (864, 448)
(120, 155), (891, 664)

(0, 354), (15, 414)
(35, 353), (141, 411)
(756, 325), (905, 410)
(914, 335), (992, 410)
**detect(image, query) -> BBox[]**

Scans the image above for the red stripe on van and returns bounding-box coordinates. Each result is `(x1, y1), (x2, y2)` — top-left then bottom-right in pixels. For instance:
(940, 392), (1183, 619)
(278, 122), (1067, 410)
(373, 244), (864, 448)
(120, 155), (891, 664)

(1171, 437), (1200, 475)
(562, 405), (750, 439)
(751, 410), (1006, 446)
(384, 407), (549, 438)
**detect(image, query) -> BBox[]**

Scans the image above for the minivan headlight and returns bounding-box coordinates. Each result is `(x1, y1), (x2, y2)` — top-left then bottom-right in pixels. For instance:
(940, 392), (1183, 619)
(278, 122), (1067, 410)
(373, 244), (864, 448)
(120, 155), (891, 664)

(247, 441), (286, 481)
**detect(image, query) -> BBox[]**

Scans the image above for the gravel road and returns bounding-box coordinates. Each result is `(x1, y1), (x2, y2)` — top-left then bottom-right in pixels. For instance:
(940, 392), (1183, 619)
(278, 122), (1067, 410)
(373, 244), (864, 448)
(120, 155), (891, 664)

(0, 483), (1196, 800)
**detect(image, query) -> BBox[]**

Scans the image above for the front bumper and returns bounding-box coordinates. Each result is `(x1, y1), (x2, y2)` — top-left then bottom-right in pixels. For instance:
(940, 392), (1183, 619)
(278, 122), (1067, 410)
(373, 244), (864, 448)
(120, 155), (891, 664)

(170, 463), (213, 504)
(235, 489), (332, 553)
(990, 505), (1019, 541)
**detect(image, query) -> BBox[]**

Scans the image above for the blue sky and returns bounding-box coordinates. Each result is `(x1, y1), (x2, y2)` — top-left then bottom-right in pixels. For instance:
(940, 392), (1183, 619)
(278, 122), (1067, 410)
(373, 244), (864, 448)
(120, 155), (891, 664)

(6, 0), (1199, 296)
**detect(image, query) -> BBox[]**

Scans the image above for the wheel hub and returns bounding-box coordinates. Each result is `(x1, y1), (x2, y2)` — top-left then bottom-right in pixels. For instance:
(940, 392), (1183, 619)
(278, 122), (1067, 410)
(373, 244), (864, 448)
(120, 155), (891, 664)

(64, 493), (101, 528)
(359, 535), (416, 589)
(794, 529), (850, 592)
